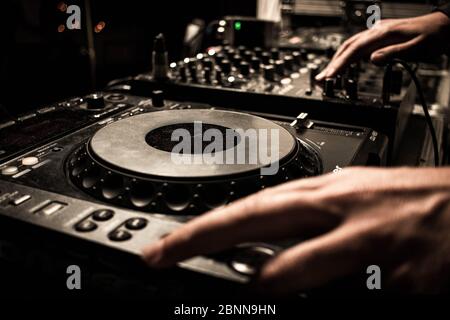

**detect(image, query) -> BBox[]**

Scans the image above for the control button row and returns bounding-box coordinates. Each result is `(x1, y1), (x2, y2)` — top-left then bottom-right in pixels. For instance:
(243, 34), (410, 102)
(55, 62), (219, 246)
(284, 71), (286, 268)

(108, 218), (148, 242)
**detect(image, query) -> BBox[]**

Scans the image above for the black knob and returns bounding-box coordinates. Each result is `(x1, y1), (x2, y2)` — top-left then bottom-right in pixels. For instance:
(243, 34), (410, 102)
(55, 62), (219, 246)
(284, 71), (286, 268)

(225, 49), (236, 58)
(215, 53), (225, 65)
(202, 58), (213, 69)
(243, 50), (254, 62)
(300, 49), (308, 60)
(254, 47), (263, 58)
(308, 64), (320, 84)
(85, 93), (105, 109)
(179, 64), (187, 82)
(237, 45), (247, 54)
(347, 63), (359, 79)
(324, 78), (335, 97)
(231, 54), (243, 66)
(283, 55), (294, 71)
(251, 57), (261, 72)
(261, 52), (271, 65)
(152, 90), (165, 107)
(263, 65), (275, 81)
(239, 61), (250, 77)
(345, 79), (358, 100)
(292, 51), (302, 66)
(274, 60), (285, 76)
(270, 48), (280, 60)
(204, 67), (212, 82)
(220, 59), (231, 74)
(187, 58), (197, 69)
(215, 67), (223, 83)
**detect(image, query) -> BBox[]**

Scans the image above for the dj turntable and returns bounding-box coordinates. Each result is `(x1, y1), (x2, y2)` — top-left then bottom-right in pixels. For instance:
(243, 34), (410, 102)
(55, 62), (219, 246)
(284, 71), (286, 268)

(0, 91), (387, 292)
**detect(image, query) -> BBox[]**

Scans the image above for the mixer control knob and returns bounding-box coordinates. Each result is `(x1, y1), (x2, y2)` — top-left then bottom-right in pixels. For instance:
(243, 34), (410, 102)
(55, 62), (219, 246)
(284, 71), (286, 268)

(204, 67), (212, 82)
(220, 59), (231, 74)
(202, 58), (213, 69)
(151, 90), (165, 107)
(300, 49), (308, 60)
(243, 50), (254, 62)
(263, 65), (275, 82)
(232, 54), (243, 66)
(274, 60), (285, 76)
(308, 64), (320, 84)
(251, 57), (261, 72)
(187, 58), (197, 69)
(215, 53), (225, 65)
(85, 93), (105, 109)
(261, 52), (271, 65)
(270, 48), (280, 60)
(225, 49), (236, 58)
(237, 45), (247, 54)
(254, 47), (263, 58)
(283, 55), (294, 71)
(215, 67), (223, 83)
(292, 51), (302, 66)
(179, 64), (187, 82)
(345, 79), (358, 100)
(348, 63), (359, 79)
(239, 61), (250, 77)
(324, 78), (335, 98)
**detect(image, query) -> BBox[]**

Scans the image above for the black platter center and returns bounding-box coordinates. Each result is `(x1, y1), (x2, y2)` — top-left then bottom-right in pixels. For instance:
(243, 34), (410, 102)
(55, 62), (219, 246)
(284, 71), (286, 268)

(145, 123), (241, 154)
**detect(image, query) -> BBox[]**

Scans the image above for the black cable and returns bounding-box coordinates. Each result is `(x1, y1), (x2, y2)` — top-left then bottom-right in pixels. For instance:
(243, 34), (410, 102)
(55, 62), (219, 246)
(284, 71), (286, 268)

(384, 59), (440, 167)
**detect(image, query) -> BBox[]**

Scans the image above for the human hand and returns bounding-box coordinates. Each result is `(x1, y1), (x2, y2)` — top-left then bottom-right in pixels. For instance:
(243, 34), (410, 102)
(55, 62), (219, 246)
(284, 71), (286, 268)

(142, 167), (450, 294)
(316, 12), (450, 81)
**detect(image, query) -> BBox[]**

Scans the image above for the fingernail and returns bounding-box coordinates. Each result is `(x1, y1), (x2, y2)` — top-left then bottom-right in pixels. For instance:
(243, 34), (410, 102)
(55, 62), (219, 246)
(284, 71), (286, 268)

(315, 71), (325, 81)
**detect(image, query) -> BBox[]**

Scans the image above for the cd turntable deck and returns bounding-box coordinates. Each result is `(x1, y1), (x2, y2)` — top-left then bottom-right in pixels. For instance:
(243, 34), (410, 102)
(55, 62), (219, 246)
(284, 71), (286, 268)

(0, 91), (388, 291)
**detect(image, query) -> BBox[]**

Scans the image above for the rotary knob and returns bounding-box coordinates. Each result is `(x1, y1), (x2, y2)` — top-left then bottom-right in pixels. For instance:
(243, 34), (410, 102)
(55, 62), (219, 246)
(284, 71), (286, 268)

(324, 78), (335, 97)
(152, 90), (165, 107)
(220, 59), (231, 74)
(345, 79), (358, 100)
(270, 48), (280, 60)
(292, 51), (302, 66)
(261, 52), (271, 65)
(85, 93), (105, 109)
(283, 55), (294, 71)
(231, 54), (243, 66)
(251, 57), (261, 73)
(243, 50), (253, 62)
(274, 60), (285, 76)
(239, 61), (250, 77)
(253, 47), (263, 58)
(263, 65), (275, 81)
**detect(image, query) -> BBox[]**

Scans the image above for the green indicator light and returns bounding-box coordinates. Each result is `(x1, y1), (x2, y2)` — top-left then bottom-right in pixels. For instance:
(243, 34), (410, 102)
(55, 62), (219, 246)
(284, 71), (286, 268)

(234, 21), (242, 31)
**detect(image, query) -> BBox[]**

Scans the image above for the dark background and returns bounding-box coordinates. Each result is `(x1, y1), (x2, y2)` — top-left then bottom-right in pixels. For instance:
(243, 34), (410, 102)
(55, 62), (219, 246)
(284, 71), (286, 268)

(0, 0), (256, 116)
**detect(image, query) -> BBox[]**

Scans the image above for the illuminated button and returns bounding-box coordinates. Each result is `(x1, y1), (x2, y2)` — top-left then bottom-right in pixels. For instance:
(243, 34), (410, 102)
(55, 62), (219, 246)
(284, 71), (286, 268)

(92, 209), (114, 221)
(40, 201), (66, 216)
(75, 220), (98, 232)
(108, 229), (132, 242)
(2, 166), (19, 176)
(125, 218), (148, 230)
(22, 157), (39, 166)
(12, 194), (32, 206)
(229, 246), (276, 276)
